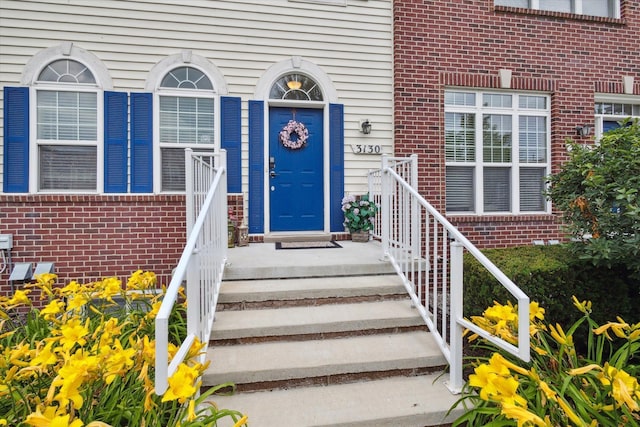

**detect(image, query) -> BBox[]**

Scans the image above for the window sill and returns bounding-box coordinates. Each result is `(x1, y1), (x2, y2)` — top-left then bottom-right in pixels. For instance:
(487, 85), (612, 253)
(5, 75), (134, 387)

(494, 6), (625, 25)
(445, 213), (556, 223)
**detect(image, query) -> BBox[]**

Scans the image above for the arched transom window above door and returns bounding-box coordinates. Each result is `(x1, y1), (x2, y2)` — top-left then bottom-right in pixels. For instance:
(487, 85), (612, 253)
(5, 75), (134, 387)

(270, 73), (323, 101)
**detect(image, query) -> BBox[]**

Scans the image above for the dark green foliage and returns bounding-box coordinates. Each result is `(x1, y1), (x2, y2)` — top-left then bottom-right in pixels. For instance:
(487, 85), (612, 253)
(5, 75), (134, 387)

(545, 119), (640, 278)
(463, 245), (638, 327)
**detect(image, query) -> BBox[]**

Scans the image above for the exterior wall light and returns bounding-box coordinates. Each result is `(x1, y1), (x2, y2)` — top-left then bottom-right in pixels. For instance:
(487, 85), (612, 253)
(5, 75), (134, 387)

(360, 119), (372, 134)
(576, 125), (592, 137)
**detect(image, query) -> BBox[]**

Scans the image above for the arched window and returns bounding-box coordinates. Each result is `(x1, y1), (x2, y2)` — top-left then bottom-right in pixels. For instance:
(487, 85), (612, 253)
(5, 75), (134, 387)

(269, 73), (323, 101)
(36, 58), (99, 191)
(158, 66), (216, 191)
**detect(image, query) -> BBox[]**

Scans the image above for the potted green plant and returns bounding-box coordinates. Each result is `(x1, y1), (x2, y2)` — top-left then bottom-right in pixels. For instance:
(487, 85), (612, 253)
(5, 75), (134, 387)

(341, 193), (378, 242)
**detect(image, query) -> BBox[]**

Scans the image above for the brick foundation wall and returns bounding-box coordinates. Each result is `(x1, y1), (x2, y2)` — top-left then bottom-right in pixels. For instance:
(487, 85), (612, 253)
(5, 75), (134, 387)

(449, 214), (563, 248)
(0, 194), (245, 297)
(393, 0), (640, 248)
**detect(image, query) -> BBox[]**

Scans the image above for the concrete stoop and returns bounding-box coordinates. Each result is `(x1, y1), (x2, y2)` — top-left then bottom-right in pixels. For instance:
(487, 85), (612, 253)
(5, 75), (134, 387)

(203, 273), (465, 427)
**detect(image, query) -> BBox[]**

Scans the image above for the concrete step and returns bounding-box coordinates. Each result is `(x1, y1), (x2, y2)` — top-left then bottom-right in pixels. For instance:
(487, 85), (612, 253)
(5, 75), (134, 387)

(218, 274), (407, 309)
(212, 299), (426, 342)
(207, 374), (463, 427)
(222, 241), (395, 281)
(203, 331), (446, 389)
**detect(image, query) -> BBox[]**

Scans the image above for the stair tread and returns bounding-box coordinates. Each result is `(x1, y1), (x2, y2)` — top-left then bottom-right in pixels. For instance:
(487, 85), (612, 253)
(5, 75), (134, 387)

(219, 274), (405, 303)
(204, 331), (446, 385)
(206, 373), (463, 427)
(212, 299), (423, 339)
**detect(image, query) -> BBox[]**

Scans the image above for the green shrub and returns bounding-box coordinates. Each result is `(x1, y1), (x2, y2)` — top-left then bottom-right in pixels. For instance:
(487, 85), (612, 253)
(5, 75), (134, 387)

(545, 119), (640, 278)
(463, 245), (637, 326)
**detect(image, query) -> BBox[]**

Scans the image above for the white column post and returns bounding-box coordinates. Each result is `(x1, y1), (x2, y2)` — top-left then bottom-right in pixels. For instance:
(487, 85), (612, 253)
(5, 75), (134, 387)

(447, 240), (464, 394)
(410, 154), (420, 258)
(381, 155), (390, 256)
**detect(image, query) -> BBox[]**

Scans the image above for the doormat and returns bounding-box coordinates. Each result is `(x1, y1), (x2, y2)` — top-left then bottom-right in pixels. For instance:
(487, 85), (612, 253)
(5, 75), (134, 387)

(275, 241), (342, 250)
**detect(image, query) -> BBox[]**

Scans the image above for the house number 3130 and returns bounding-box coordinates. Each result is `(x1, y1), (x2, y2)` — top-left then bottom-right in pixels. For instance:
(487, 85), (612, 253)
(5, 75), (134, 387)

(351, 144), (382, 155)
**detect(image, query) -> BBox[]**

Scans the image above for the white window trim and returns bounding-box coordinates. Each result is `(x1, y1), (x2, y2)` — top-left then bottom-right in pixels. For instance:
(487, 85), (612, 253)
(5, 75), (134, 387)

(594, 94), (640, 139)
(497, 0), (621, 19)
(445, 90), (551, 216)
(150, 60), (221, 194)
(23, 44), (107, 194)
(29, 84), (104, 194)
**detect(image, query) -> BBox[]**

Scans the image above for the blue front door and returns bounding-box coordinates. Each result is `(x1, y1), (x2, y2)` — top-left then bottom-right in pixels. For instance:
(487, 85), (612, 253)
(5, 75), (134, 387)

(269, 107), (324, 231)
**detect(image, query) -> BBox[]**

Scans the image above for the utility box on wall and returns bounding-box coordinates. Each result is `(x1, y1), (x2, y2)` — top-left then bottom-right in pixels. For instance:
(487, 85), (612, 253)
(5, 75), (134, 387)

(0, 234), (13, 250)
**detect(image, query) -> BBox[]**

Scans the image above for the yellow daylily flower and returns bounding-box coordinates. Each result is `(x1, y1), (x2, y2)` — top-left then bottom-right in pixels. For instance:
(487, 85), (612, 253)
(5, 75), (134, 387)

(571, 296), (592, 315)
(95, 277), (122, 303)
(66, 294), (89, 312)
(538, 380), (557, 403)
(549, 323), (573, 346)
(29, 341), (59, 370)
(484, 302), (517, 323)
(58, 281), (81, 297)
(599, 364), (640, 411)
(162, 363), (199, 404)
(568, 364), (602, 376)
(557, 396), (588, 427)
(126, 270), (157, 290)
(593, 318), (632, 340)
(7, 289), (31, 306)
(101, 338), (136, 385)
(146, 301), (162, 320)
(529, 301), (545, 321)
(41, 300), (65, 321)
(233, 415), (249, 427)
(25, 405), (84, 427)
(57, 318), (90, 351)
(491, 352), (531, 377)
(501, 402), (549, 427)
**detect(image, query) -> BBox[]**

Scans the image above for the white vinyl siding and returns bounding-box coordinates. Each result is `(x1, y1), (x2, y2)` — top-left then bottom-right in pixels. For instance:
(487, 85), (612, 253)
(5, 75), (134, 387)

(445, 90), (550, 215)
(0, 0), (392, 195)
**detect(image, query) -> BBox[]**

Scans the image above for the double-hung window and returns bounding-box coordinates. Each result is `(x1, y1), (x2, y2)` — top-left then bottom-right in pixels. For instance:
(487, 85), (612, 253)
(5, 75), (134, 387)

(495, 0), (620, 18)
(35, 59), (100, 191)
(445, 90), (550, 215)
(157, 66), (216, 192)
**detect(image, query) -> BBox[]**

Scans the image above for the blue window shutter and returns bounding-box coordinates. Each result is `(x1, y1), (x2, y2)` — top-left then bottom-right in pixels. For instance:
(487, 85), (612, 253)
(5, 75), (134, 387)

(248, 100), (264, 233)
(3, 86), (29, 193)
(104, 91), (128, 193)
(130, 92), (153, 193)
(329, 103), (345, 232)
(221, 96), (241, 193)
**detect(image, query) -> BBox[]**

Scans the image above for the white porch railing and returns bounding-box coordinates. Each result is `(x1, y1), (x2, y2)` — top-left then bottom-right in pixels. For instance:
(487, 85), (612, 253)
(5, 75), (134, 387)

(155, 149), (228, 395)
(369, 154), (530, 394)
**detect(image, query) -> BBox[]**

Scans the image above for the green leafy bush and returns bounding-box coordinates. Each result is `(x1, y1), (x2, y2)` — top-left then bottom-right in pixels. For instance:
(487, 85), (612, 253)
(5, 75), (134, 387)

(545, 119), (640, 277)
(463, 245), (637, 326)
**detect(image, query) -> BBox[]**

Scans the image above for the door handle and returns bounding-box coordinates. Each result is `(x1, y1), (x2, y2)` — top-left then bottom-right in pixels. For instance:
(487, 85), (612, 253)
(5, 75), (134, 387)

(270, 171), (277, 178)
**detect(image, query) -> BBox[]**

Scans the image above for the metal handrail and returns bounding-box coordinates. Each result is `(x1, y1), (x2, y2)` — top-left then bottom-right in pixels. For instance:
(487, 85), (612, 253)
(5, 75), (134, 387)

(371, 154), (530, 393)
(155, 149), (227, 395)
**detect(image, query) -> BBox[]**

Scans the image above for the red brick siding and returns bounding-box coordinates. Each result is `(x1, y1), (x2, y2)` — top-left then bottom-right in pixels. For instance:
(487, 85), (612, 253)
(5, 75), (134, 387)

(394, 0), (640, 248)
(0, 195), (188, 293)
